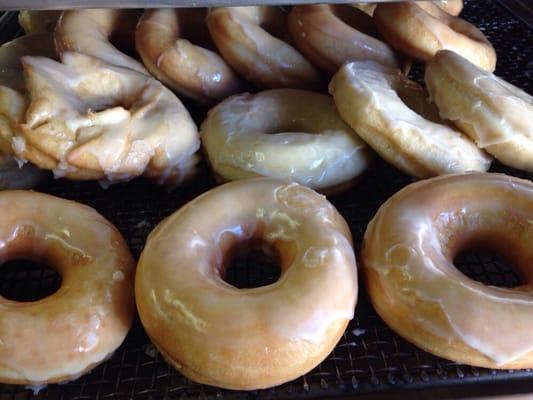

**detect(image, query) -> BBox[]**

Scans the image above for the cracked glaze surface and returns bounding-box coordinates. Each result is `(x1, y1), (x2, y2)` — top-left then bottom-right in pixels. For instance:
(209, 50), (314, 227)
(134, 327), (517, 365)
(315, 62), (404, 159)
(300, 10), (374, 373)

(362, 173), (533, 367)
(0, 190), (135, 384)
(136, 178), (357, 389)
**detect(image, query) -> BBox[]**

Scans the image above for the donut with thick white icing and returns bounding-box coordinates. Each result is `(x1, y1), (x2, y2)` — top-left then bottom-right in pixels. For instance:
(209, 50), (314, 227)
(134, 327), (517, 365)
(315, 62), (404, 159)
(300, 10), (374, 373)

(136, 178), (358, 389)
(200, 89), (373, 193)
(363, 172), (533, 369)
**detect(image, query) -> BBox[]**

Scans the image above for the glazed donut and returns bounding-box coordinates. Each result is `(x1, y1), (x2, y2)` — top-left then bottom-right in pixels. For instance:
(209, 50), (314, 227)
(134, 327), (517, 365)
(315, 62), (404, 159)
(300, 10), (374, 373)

(19, 52), (199, 184)
(288, 5), (401, 75)
(0, 190), (135, 384)
(373, 2), (496, 71)
(19, 11), (61, 34)
(136, 178), (357, 389)
(55, 9), (147, 75)
(200, 89), (373, 193)
(207, 6), (321, 89)
(363, 172), (533, 368)
(135, 9), (243, 104)
(426, 50), (533, 172)
(329, 61), (491, 178)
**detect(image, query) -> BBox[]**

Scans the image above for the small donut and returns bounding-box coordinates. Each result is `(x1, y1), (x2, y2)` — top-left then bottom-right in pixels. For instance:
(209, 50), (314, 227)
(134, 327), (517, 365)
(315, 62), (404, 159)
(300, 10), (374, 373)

(362, 172), (533, 368)
(373, 2), (496, 71)
(136, 178), (357, 389)
(0, 190), (135, 384)
(200, 89), (373, 193)
(329, 61), (491, 178)
(426, 50), (533, 172)
(19, 11), (62, 34)
(135, 9), (243, 104)
(207, 6), (321, 89)
(55, 9), (147, 75)
(19, 52), (200, 184)
(288, 5), (401, 74)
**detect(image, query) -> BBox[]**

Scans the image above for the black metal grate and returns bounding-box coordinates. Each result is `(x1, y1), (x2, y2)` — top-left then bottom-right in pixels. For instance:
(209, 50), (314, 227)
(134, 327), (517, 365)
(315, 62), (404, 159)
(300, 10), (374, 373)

(0, 1), (532, 398)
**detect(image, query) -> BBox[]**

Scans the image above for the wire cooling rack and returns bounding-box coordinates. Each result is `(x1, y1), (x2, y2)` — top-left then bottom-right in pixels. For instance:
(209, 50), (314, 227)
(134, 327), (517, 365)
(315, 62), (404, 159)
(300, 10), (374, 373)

(0, 1), (532, 398)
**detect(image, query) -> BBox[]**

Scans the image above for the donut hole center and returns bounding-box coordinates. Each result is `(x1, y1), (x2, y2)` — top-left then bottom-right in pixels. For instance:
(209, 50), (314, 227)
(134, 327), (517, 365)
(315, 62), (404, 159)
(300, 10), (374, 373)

(453, 248), (523, 288)
(223, 239), (282, 289)
(0, 259), (61, 301)
(395, 81), (444, 124)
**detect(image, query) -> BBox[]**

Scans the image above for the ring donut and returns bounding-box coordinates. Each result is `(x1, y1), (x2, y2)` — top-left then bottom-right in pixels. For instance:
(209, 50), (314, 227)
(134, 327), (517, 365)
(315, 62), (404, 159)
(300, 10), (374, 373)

(329, 61), (491, 178)
(135, 9), (243, 104)
(55, 9), (147, 75)
(426, 50), (533, 172)
(373, 2), (496, 71)
(200, 89), (373, 193)
(0, 190), (135, 384)
(207, 6), (321, 89)
(19, 52), (199, 185)
(288, 5), (402, 74)
(136, 178), (357, 389)
(362, 172), (533, 369)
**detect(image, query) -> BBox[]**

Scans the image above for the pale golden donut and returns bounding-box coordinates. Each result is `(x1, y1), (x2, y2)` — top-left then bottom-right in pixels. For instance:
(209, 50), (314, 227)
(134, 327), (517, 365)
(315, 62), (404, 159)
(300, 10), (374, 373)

(207, 6), (321, 89)
(201, 89), (372, 194)
(136, 9), (243, 104)
(363, 172), (533, 369)
(288, 5), (401, 75)
(373, 2), (496, 71)
(0, 190), (135, 384)
(19, 52), (199, 185)
(19, 11), (62, 34)
(426, 50), (533, 172)
(136, 178), (357, 389)
(55, 9), (147, 75)
(329, 61), (491, 178)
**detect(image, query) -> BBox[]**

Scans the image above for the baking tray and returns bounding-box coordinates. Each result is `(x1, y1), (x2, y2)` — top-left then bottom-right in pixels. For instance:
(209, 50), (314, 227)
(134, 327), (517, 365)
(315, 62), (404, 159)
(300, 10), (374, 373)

(0, 1), (532, 398)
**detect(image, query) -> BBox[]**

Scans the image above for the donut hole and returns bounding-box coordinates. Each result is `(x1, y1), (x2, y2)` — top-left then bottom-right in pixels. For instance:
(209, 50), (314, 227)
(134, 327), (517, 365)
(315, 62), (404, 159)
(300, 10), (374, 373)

(0, 259), (61, 301)
(395, 80), (444, 124)
(453, 248), (523, 288)
(223, 239), (282, 289)
(330, 5), (381, 38)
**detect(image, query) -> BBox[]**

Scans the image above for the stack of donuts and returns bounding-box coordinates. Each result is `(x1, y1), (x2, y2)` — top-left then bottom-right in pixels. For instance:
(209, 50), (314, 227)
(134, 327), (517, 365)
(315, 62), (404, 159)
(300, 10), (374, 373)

(0, 0), (531, 393)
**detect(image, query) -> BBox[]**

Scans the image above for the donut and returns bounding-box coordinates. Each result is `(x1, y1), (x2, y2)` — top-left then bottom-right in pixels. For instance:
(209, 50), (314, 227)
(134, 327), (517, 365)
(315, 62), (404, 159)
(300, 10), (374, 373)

(136, 178), (357, 389)
(206, 6), (321, 89)
(329, 61), (491, 178)
(288, 5), (402, 75)
(18, 11), (62, 34)
(135, 9), (243, 104)
(55, 9), (147, 75)
(19, 52), (199, 185)
(0, 190), (135, 384)
(373, 2), (496, 71)
(362, 172), (533, 368)
(426, 50), (533, 172)
(200, 89), (373, 193)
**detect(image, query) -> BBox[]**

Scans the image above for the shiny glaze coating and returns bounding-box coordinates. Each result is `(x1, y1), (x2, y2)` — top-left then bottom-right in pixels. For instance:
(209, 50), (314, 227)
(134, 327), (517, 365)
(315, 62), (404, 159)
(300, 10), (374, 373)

(136, 178), (358, 389)
(374, 2), (496, 71)
(200, 89), (373, 193)
(55, 9), (147, 75)
(136, 9), (243, 104)
(329, 61), (491, 178)
(19, 52), (200, 185)
(288, 5), (401, 74)
(0, 190), (135, 384)
(426, 50), (533, 172)
(363, 173), (533, 368)
(207, 6), (321, 89)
